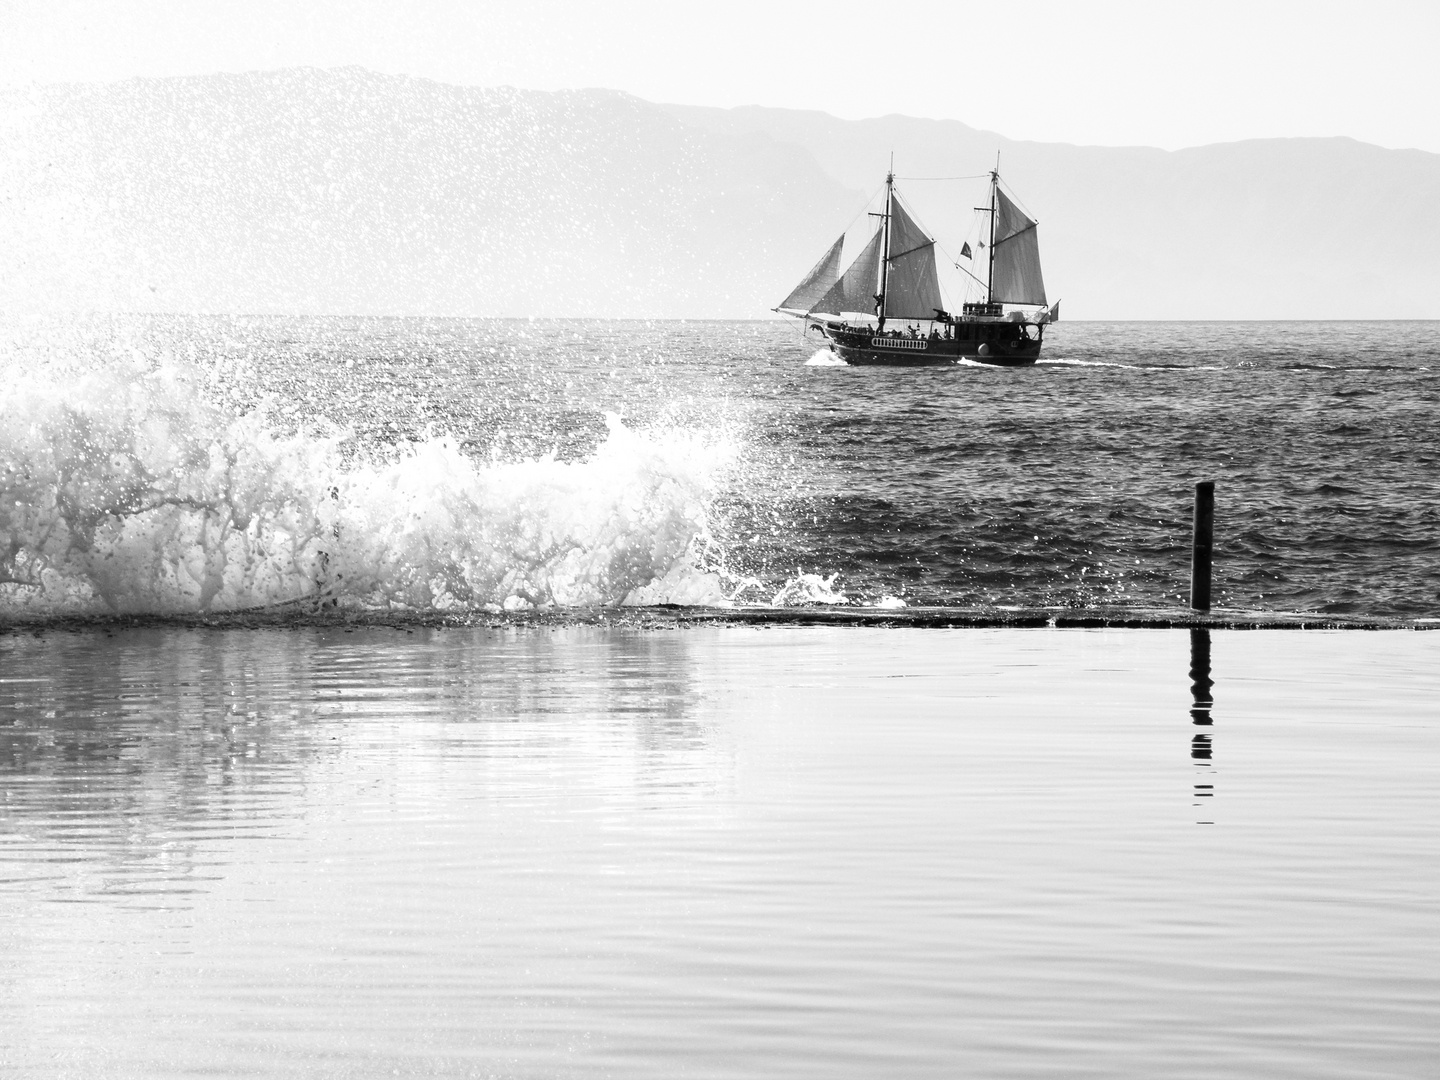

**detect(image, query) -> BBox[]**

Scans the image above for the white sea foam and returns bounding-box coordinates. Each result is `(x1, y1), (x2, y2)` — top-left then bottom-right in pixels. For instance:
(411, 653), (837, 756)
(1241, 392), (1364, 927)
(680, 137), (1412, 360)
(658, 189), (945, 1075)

(804, 349), (847, 367)
(1037, 357), (1134, 368)
(768, 572), (848, 607)
(0, 353), (740, 615)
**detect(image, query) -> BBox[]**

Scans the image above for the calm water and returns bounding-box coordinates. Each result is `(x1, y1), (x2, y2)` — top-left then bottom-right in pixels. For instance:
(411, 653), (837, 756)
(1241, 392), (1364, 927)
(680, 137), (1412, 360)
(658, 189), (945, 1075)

(2, 625), (1437, 1078)
(1, 316), (1437, 618)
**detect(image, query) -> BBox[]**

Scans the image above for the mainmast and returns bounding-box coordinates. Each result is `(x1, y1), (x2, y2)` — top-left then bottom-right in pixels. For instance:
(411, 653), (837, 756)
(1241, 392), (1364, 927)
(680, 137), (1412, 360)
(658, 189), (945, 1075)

(986, 155), (999, 305)
(877, 162), (894, 330)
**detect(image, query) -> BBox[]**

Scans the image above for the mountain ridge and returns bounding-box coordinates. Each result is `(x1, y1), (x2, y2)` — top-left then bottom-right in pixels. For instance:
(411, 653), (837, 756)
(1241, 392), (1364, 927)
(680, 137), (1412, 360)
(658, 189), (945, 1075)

(2, 67), (1436, 319)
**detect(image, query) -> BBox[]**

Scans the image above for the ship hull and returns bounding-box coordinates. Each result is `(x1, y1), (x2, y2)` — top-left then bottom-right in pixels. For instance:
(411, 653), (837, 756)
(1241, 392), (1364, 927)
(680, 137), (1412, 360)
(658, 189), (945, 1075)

(821, 322), (1043, 367)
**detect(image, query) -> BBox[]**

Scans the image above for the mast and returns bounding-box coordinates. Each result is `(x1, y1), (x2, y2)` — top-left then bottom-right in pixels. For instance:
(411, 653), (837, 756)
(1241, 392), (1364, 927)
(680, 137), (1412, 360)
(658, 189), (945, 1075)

(986, 155), (999, 305)
(878, 161), (893, 329)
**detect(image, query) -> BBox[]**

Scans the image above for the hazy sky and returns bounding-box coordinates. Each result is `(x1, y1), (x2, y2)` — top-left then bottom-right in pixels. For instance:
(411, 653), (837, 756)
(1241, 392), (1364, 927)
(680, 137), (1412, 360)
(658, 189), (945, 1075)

(3, 0), (1438, 154)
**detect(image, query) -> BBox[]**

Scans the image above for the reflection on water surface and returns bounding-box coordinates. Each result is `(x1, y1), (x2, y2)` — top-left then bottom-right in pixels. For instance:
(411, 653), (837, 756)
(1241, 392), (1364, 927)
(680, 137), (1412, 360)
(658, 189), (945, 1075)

(2, 626), (1437, 1079)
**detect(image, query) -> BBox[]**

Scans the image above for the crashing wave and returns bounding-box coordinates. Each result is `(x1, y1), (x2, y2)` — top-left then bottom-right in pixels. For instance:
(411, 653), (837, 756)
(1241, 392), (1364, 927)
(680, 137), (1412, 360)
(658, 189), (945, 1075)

(0, 355), (739, 615)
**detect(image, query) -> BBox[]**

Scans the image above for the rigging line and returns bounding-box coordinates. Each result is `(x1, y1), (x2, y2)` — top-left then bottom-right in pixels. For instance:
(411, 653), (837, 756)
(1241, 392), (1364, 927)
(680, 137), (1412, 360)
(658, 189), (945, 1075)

(930, 233), (982, 307)
(994, 175), (1040, 221)
(889, 187), (942, 245)
(826, 182), (889, 245)
(953, 260), (989, 290)
(933, 240), (963, 267)
(852, 182), (889, 235)
(893, 174), (991, 181)
(935, 235), (985, 293)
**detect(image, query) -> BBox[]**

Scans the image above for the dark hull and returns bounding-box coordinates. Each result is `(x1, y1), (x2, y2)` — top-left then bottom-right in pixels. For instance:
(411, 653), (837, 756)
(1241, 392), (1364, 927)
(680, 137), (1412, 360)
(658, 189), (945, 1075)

(821, 321), (1043, 367)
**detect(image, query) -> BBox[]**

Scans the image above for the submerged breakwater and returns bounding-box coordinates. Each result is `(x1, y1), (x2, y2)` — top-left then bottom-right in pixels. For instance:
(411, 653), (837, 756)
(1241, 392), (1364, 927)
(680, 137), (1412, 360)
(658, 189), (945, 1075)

(2, 315), (1437, 620)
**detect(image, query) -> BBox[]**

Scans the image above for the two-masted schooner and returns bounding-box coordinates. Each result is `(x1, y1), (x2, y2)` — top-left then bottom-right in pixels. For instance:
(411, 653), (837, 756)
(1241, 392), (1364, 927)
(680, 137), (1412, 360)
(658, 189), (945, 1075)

(777, 167), (1056, 366)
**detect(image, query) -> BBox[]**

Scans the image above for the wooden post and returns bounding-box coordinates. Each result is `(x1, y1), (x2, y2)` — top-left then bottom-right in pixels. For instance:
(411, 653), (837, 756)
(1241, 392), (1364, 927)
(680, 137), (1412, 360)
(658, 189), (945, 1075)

(1190, 481), (1215, 611)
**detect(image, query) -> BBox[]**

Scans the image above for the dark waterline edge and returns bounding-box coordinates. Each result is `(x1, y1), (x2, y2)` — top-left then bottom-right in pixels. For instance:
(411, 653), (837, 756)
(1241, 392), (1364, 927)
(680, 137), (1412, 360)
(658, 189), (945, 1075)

(2, 605), (1435, 635)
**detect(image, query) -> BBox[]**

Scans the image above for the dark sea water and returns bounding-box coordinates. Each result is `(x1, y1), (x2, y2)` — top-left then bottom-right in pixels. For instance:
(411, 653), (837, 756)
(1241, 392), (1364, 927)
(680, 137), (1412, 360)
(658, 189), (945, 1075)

(3, 316), (1439, 1078)
(2, 316), (1437, 619)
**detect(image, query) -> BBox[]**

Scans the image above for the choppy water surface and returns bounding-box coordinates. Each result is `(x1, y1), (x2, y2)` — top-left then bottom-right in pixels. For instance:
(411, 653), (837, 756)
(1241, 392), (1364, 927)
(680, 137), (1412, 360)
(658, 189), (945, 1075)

(2, 626), (1437, 1078)
(2, 316), (1437, 617)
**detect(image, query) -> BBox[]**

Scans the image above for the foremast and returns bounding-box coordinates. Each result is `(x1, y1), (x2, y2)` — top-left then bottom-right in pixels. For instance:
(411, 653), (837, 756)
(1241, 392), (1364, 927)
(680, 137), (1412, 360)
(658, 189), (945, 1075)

(777, 160), (978, 330)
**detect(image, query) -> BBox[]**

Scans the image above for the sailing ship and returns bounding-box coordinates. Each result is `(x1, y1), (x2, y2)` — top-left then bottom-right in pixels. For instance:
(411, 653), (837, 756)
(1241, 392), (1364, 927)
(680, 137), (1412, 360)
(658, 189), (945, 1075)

(777, 166), (1057, 366)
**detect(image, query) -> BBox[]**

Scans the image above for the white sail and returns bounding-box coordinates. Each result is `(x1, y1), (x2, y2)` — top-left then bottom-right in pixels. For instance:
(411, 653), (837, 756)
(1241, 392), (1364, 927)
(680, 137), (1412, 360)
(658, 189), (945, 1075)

(812, 229), (884, 316)
(883, 199), (944, 321)
(991, 188), (1046, 306)
(778, 234), (845, 313)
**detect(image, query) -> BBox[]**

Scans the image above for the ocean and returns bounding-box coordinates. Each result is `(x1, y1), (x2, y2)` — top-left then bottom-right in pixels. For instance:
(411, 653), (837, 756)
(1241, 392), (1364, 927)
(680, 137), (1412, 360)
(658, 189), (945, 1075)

(3, 315), (1437, 619)
(2, 316), (1438, 1078)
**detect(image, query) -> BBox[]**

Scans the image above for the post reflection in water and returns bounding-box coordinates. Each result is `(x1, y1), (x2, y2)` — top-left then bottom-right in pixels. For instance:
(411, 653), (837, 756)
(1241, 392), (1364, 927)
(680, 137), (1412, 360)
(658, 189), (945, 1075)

(1189, 627), (1215, 816)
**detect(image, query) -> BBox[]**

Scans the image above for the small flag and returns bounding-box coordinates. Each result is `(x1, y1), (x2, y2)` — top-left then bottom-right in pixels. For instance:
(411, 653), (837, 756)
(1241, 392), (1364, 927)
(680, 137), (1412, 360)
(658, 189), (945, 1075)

(960, 242), (972, 260)
(977, 239), (985, 250)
